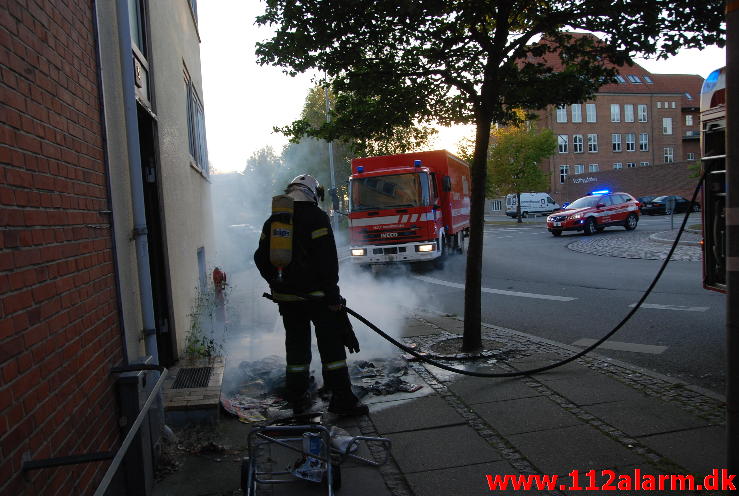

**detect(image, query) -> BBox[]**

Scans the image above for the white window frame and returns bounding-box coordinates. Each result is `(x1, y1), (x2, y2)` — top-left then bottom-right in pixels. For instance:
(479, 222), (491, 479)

(587, 134), (598, 152)
(627, 162), (636, 168)
(624, 104), (634, 122)
(638, 104), (648, 122)
(657, 101), (662, 109)
(663, 117), (673, 135)
(640, 161), (650, 167)
(586, 103), (596, 123)
(612, 133), (622, 152)
(556, 105), (567, 123)
(613, 162), (623, 170)
(559, 165), (569, 184)
(687, 152), (696, 160)
(558, 135), (568, 153)
(686, 115), (693, 126)
(664, 147), (674, 163)
(185, 67), (209, 174)
(671, 101), (676, 109)
(588, 163), (599, 173)
(574, 164), (584, 175)
(610, 104), (620, 122)
(571, 104), (582, 123)
(573, 135), (583, 153)
(639, 133), (648, 151)
(625, 133), (636, 152)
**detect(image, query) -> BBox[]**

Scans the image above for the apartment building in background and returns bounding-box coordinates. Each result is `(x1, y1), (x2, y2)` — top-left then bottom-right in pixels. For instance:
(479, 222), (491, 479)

(1, 0), (213, 494)
(526, 33), (705, 204)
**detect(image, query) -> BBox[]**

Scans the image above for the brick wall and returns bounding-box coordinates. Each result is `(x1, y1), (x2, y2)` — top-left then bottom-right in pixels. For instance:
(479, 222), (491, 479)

(1, 1), (124, 494)
(554, 161), (700, 205)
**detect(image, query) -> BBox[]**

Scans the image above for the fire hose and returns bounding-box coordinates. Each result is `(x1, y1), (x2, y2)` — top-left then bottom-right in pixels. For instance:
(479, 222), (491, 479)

(265, 173), (705, 378)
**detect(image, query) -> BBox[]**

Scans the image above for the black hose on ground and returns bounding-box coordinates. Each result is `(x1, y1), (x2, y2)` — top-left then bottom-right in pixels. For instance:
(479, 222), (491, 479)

(265, 172), (705, 378)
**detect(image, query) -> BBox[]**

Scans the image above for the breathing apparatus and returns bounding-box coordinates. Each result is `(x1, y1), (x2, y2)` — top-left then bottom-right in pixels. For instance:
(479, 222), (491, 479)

(269, 194), (294, 283)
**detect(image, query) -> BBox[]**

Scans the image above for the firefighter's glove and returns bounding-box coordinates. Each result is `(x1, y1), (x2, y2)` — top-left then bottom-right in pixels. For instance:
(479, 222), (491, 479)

(334, 298), (359, 354)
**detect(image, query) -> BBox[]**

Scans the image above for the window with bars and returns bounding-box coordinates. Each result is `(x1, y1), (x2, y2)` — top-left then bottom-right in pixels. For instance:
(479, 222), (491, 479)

(185, 68), (209, 174)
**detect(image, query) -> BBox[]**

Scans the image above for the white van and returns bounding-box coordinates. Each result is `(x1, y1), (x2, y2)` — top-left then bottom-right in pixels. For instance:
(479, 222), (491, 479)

(505, 193), (560, 217)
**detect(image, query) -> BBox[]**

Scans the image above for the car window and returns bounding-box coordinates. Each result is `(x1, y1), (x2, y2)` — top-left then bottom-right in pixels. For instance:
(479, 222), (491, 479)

(565, 196), (600, 209)
(653, 196), (668, 202)
(620, 194), (633, 203)
(601, 196), (614, 206)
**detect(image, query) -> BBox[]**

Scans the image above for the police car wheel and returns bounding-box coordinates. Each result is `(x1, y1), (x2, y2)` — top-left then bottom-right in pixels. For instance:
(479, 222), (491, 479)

(583, 218), (597, 235)
(624, 214), (638, 231)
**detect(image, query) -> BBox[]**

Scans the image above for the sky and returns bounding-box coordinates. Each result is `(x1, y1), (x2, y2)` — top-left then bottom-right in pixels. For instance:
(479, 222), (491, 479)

(198, 2), (726, 174)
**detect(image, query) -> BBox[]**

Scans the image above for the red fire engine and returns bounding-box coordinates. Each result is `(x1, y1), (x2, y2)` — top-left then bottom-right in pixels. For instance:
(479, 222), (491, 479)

(348, 150), (471, 267)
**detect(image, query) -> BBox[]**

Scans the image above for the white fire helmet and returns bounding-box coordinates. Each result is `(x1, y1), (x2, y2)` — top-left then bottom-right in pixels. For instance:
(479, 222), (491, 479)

(287, 174), (325, 202)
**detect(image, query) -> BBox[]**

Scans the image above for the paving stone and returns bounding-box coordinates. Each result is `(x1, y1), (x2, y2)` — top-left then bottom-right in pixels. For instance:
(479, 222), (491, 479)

(370, 394), (465, 434)
(389, 424), (503, 473)
(473, 396), (584, 435)
(638, 426), (726, 475)
(405, 460), (544, 495)
(583, 397), (709, 437)
(536, 372), (651, 406)
(447, 376), (542, 405)
(508, 424), (642, 474)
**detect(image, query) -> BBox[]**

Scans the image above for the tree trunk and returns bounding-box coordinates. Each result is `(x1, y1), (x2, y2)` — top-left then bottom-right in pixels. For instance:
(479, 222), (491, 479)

(462, 117), (492, 352)
(516, 192), (522, 223)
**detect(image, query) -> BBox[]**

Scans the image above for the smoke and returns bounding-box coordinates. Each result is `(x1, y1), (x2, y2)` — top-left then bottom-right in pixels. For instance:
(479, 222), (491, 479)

(209, 145), (433, 394)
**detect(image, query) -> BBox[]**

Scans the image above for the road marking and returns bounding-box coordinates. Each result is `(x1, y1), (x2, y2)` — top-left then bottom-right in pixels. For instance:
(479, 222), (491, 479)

(628, 303), (709, 312)
(572, 338), (667, 355)
(412, 275), (577, 301)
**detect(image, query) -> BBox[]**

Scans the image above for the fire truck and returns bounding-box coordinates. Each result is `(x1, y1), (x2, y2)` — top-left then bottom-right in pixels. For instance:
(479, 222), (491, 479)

(347, 150), (471, 267)
(700, 66), (726, 293)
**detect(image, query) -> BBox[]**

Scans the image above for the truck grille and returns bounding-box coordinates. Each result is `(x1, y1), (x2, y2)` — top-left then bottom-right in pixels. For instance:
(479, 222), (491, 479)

(361, 227), (421, 244)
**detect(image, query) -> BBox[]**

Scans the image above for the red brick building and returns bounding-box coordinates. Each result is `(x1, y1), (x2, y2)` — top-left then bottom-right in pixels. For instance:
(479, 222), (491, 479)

(532, 34), (705, 204)
(1, 1), (124, 494)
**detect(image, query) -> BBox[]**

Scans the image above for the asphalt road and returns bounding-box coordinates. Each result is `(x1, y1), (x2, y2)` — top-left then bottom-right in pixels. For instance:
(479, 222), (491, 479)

(364, 213), (726, 394)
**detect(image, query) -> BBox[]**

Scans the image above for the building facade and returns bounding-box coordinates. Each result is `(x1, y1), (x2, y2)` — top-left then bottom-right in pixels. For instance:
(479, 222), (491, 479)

(1, 0), (213, 494)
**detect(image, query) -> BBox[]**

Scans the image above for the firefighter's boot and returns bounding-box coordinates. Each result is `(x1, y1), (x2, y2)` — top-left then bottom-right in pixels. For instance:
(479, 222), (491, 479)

(286, 365), (313, 415)
(324, 366), (368, 417)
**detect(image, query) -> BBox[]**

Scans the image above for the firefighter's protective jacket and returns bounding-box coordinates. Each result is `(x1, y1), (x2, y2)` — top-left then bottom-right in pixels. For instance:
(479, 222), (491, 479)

(254, 201), (341, 305)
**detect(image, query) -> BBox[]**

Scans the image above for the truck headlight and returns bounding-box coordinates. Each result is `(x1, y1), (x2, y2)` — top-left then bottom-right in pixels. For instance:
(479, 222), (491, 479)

(351, 248), (366, 256)
(415, 244), (435, 253)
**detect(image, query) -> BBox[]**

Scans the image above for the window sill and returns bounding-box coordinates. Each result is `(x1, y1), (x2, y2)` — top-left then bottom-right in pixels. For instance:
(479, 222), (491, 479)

(190, 160), (210, 182)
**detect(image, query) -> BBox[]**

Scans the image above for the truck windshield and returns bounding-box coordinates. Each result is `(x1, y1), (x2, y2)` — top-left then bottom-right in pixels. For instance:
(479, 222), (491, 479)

(350, 173), (429, 211)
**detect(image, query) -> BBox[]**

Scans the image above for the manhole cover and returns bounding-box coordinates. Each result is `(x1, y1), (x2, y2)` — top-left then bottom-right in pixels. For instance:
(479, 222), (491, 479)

(428, 338), (505, 356)
(172, 367), (212, 389)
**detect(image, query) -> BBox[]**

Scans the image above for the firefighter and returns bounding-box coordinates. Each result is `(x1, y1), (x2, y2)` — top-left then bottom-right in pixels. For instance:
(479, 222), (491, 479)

(254, 174), (368, 416)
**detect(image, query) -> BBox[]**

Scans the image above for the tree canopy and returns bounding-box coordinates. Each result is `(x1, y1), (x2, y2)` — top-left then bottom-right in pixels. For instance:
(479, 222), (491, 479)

(255, 0), (725, 351)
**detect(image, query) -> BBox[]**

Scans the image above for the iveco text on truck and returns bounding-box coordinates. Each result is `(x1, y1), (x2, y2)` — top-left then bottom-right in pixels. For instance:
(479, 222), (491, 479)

(348, 150), (471, 267)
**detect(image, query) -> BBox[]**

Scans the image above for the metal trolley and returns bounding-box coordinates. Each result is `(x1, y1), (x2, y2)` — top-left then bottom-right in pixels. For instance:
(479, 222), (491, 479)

(242, 423), (391, 495)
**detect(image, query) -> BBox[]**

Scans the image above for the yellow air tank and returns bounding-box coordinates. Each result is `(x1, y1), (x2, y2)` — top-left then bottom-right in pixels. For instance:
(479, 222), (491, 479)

(269, 195), (294, 281)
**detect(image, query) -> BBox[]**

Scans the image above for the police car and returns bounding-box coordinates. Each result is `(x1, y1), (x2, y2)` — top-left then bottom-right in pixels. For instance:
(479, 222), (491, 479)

(546, 190), (640, 236)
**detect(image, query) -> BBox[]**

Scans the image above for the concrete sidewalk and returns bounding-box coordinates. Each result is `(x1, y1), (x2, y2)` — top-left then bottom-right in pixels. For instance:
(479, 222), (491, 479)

(153, 312), (726, 496)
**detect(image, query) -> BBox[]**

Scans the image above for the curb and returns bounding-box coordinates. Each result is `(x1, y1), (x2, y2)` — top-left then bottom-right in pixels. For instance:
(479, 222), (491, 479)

(648, 231), (702, 247)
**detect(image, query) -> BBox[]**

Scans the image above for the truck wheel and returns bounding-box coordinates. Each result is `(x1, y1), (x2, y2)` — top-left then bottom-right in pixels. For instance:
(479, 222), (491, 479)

(433, 235), (446, 269)
(583, 217), (597, 235)
(454, 231), (465, 254)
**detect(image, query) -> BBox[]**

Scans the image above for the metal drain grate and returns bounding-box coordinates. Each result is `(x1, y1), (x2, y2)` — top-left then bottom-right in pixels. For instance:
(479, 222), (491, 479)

(172, 367), (213, 389)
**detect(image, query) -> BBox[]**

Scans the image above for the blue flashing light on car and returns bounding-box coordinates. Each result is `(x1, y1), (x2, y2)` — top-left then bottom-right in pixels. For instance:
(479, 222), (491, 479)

(589, 189), (610, 195)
